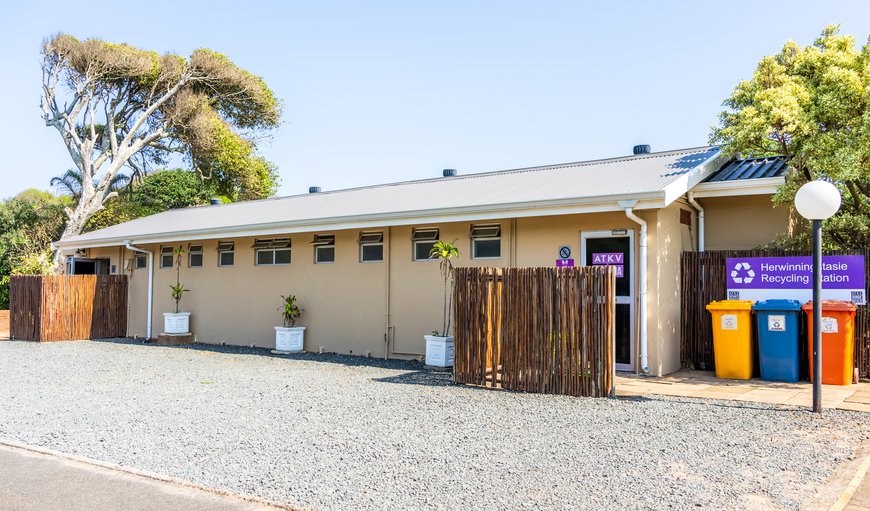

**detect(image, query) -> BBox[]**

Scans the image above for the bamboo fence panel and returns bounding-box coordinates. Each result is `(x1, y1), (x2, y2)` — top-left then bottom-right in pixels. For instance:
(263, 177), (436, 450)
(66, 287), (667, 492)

(453, 266), (616, 398)
(9, 275), (127, 341)
(681, 249), (870, 380)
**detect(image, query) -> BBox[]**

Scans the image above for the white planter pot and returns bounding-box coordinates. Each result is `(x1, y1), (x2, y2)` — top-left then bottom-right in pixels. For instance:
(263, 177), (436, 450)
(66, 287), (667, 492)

(424, 335), (455, 367)
(275, 326), (305, 352)
(163, 312), (190, 334)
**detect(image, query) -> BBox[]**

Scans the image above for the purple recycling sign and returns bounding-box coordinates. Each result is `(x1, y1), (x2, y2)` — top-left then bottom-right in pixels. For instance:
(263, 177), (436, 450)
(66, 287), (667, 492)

(726, 255), (866, 304)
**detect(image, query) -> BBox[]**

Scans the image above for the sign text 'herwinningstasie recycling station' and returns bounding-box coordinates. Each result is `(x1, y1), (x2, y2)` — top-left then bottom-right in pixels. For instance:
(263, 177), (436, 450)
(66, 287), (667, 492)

(726, 255), (866, 305)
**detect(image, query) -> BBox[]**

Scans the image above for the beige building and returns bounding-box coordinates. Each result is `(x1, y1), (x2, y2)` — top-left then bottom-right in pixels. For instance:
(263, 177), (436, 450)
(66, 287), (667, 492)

(54, 147), (791, 376)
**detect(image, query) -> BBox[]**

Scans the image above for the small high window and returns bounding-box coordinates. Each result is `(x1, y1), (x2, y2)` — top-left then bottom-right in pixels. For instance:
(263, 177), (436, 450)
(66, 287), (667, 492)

(217, 241), (235, 267)
(412, 228), (439, 261)
(253, 238), (291, 266)
(135, 254), (147, 269)
(160, 246), (174, 268)
(188, 244), (203, 267)
(359, 231), (384, 263)
(312, 234), (335, 264)
(471, 224), (501, 259)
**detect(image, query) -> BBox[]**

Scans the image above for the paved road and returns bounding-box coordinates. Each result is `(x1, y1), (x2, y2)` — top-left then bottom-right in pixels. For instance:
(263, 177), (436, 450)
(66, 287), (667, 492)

(0, 444), (289, 511)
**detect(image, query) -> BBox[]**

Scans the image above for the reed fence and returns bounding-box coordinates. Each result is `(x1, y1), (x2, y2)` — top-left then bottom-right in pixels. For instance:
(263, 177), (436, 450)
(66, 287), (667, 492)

(681, 250), (870, 379)
(10, 275), (128, 341)
(453, 266), (616, 398)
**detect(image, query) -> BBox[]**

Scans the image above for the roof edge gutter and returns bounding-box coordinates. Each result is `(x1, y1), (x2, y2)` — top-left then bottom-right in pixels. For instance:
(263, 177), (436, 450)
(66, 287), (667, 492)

(124, 241), (153, 340)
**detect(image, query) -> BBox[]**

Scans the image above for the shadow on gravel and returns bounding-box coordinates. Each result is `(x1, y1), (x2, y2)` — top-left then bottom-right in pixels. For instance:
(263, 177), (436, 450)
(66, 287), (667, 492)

(90, 337), (431, 371)
(372, 370), (456, 387)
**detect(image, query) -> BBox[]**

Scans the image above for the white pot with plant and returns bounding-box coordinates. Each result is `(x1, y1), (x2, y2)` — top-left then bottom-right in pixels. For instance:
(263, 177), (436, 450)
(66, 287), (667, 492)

(163, 246), (191, 334)
(274, 294), (305, 353)
(424, 240), (458, 367)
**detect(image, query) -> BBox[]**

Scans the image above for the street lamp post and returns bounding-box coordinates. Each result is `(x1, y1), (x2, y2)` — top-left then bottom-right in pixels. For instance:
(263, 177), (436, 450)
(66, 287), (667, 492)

(794, 181), (842, 413)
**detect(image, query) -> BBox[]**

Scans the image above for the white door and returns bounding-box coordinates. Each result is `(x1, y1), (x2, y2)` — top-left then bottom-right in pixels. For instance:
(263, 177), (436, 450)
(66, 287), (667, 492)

(580, 230), (635, 372)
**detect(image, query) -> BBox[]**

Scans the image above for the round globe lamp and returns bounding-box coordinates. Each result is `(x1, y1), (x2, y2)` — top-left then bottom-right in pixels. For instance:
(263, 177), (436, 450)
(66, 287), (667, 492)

(795, 180), (841, 413)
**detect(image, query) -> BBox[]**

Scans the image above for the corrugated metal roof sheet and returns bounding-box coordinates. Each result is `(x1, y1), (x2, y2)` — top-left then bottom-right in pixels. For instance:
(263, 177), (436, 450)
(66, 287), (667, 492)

(60, 146), (721, 246)
(704, 156), (789, 182)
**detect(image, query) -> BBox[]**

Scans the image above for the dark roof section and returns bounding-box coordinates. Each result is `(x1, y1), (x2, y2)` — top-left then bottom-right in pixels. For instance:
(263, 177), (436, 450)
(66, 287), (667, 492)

(704, 156), (789, 182)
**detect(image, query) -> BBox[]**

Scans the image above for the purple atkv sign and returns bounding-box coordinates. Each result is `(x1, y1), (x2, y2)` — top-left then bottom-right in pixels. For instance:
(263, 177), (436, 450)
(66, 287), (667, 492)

(726, 255), (866, 305)
(592, 252), (624, 278)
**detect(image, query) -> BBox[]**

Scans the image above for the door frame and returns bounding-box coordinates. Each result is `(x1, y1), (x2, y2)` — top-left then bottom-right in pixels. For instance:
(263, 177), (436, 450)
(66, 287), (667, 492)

(580, 229), (635, 372)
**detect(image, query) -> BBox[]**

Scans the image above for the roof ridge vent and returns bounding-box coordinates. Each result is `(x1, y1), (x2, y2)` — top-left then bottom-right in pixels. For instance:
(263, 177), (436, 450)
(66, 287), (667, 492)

(309, 186), (321, 194)
(633, 144), (651, 155)
(442, 169), (458, 177)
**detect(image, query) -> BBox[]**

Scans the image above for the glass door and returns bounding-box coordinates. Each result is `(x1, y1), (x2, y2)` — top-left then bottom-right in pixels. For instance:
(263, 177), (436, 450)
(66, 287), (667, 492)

(580, 230), (635, 371)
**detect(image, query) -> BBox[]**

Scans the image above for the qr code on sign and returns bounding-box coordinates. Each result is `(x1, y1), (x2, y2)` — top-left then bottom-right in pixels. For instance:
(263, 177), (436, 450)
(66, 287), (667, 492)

(852, 291), (866, 305)
(728, 291), (740, 300)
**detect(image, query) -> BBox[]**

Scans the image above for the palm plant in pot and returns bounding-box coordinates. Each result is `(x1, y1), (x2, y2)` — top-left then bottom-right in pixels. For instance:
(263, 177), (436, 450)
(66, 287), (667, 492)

(163, 246), (191, 334)
(424, 239), (459, 367)
(274, 294), (305, 353)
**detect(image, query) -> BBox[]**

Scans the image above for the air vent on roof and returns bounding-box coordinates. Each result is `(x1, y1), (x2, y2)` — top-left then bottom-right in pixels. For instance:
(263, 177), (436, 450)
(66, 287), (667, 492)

(442, 169), (458, 177)
(633, 145), (651, 155)
(309, 186), (321, 194)
(209, 198), (222, 205)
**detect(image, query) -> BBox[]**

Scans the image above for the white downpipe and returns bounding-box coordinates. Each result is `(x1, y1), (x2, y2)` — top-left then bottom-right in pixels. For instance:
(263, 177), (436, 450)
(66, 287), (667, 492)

(124, 241), (153, 340)
(619, 201), (649, 374)
(687, 191), (704, 252)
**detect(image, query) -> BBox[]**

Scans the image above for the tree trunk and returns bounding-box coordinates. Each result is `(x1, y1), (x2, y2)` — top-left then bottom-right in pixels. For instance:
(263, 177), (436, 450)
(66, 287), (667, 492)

(51, 199), (99, 273)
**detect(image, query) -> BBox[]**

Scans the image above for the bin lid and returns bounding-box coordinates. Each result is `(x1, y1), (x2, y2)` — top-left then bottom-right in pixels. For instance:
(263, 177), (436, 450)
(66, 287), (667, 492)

(753, 299), (802, 312)
(801, 300), (858, 312)
(706, 300), (754, 311)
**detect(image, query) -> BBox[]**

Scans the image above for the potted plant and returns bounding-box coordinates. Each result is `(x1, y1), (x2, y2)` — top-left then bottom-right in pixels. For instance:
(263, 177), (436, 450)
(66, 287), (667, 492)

(163, 246), (191, 334)
(274, 294), (305, 353)
(424, 239), (459, 367)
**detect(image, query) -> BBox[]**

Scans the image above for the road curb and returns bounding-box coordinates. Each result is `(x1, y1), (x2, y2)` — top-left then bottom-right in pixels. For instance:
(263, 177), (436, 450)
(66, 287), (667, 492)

(0, 438), (308, 511)
(829, 446), (870, 511)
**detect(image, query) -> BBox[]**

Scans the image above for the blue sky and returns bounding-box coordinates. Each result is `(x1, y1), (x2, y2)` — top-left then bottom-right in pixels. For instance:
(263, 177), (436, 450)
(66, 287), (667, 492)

(2, 1), (869, 199)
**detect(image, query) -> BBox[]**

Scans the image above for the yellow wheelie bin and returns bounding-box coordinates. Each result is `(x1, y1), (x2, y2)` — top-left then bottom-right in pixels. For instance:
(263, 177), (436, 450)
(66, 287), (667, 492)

(706, 300), (755, 380)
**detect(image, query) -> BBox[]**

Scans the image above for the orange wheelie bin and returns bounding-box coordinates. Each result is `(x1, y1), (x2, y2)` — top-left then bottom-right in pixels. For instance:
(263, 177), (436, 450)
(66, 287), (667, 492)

(803, 300), (858, 385)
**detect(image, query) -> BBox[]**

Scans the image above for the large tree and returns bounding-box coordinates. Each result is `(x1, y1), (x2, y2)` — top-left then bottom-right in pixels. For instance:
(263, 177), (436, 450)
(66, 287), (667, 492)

(711, 25), (870, 249)
(41, 34), (282, 267)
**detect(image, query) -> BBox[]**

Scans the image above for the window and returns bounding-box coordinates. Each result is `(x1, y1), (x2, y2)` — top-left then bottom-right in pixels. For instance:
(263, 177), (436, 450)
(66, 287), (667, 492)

(160, 246), (174, 268)
(188, 244), (203, 267)
(359, 231), (384, 262)
(253, 238), (291, 266)
(135, 254), (147, 269)
(217, 241), (235, 267)
(312, 234), (335, 263)
(471, 224), (501, 259)
(412, 228), (439, 261)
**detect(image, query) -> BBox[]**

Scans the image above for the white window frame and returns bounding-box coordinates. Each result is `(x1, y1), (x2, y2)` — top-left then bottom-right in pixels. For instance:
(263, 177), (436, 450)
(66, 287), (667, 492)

(312, 234), (336, 264)
(470, 224), (502, 260)
(412, 228), (439, 262)
(134, 254), (147, 269)
(253, 238), (291, 266)
(160, 246), (174, 269)
(359, 231), (384, 263)
(217, 241), (235, 267)
(188, 244), (204, 268)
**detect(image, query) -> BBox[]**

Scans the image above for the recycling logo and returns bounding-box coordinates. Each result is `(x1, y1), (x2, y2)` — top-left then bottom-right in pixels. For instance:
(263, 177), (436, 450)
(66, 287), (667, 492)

(730, 261), (755, 284)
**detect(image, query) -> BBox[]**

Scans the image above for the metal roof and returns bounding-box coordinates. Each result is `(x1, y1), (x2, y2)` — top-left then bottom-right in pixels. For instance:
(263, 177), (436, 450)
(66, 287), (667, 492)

(704, 156), (789, 182)
(57, 146), (723, 248)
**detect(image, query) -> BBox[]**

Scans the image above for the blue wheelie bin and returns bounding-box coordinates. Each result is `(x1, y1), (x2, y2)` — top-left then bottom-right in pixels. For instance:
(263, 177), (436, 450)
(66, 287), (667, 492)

(753, 299), (802, 382)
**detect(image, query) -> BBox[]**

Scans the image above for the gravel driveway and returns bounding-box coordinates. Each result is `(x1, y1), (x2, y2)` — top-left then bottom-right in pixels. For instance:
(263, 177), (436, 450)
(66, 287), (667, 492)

(1, 340), (868, 511)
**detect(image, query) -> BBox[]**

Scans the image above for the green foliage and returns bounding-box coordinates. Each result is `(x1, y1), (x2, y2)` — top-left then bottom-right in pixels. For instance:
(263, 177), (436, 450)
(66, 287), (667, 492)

(0, 190), (69, 308)
(279, 294), (304, 327)
(429, 239), (460, 336)
(41, 34), (283, 241)
(85, 169), (218, 232)
(711, 25), (870, 250)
